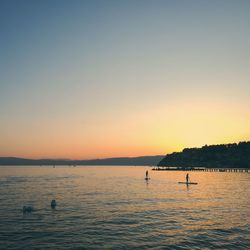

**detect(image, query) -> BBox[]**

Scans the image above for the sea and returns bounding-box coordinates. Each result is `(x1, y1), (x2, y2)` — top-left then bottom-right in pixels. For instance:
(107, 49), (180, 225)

(0, 166), (249, 250)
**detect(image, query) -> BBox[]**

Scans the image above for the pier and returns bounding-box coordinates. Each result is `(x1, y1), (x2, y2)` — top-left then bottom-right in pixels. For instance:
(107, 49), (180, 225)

(152, 167), (250, 173)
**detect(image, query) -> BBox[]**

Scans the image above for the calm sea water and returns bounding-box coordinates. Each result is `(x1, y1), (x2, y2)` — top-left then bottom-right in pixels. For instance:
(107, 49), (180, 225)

(0, 166), (249, 250)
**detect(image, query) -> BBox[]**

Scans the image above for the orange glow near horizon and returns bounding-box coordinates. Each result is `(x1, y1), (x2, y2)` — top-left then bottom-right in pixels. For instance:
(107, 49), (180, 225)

(1, 97), (249, 159)
(1, 1), (250, 160)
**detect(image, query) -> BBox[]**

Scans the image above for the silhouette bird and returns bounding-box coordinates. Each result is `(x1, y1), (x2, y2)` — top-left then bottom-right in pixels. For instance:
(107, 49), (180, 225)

(51, 199), (57, 209)
(23, 206), (34, 213)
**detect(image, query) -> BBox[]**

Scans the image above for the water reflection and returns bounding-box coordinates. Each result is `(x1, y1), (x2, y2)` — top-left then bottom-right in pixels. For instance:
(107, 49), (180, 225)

(0, 166), (249, 249)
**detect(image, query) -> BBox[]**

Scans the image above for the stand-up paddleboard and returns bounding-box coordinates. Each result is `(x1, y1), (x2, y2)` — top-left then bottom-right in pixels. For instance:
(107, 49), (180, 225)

(178, 182), (197, 185)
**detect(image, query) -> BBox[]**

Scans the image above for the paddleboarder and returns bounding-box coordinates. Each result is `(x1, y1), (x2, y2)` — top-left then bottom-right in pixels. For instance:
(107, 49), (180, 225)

(186, 173), (189, 183)
(146, 170), (148, 178)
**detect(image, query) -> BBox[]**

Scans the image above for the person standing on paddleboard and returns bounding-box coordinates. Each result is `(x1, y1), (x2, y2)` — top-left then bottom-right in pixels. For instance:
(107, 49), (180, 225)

(186, 173), (189, 183)
(146, 170), (148, 178)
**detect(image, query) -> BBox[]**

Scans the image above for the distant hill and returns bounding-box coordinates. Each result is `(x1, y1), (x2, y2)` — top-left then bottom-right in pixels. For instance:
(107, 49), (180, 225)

(158, 141), (250, 168)
(0, 155), (164, 166)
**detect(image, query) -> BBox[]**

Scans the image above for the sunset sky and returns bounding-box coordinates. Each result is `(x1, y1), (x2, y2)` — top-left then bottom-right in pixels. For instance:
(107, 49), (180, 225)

(1, 0), (250, 159)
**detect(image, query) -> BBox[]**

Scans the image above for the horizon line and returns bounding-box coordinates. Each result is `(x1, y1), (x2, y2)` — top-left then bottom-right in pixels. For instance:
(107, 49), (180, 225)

(1, 140), (249, 161)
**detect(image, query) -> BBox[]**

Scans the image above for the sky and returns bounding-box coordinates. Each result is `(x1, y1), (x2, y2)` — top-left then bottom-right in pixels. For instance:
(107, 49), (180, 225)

(0, 0), (250, 159)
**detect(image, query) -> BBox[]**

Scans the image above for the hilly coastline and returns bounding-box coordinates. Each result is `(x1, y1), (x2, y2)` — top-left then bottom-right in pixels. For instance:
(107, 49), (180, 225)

(158, 141), (250, 168)
(0, 155), (164, 166)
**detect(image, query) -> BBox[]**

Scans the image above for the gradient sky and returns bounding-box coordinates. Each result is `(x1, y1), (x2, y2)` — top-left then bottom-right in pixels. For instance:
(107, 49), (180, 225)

(1, 0), (250, 159)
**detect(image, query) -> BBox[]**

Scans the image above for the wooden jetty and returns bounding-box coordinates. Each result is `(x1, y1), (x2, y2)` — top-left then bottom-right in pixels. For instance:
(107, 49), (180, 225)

(152, 167), (249, 173)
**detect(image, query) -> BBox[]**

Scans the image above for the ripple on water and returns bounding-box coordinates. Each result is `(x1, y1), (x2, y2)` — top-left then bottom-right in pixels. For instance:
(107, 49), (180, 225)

(0, 166), (249, 249)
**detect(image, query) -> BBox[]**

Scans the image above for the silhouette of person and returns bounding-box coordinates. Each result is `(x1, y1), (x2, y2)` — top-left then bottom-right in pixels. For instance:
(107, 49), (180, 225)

(186, 173), (189, 183)
(146, 170), (148, 178)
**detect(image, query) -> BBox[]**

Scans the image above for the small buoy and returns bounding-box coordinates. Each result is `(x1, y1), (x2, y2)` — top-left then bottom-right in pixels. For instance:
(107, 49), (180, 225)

(23, 206), (34, 213)
(51, 199), (56, 208)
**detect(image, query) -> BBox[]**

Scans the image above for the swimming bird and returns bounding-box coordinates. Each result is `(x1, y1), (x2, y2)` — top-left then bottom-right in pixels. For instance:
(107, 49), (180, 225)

(51, 199), (56, 208)
(23, 206), (34, 213)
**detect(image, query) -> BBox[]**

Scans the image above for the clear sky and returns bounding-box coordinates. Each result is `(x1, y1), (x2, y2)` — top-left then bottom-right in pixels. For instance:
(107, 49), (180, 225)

(1, 0), (250, 159)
